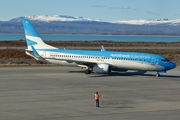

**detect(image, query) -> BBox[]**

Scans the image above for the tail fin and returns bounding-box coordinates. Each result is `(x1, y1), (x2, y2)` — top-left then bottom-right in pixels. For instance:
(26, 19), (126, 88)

(22, 18), (57, 50)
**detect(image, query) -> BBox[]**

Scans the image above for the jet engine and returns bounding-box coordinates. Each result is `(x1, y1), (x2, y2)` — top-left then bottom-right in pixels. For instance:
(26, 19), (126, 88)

(93, 64), (111, 74)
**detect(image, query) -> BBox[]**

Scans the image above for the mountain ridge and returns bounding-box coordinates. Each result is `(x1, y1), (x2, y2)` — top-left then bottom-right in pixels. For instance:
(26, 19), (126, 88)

(1, 15), (180, 35)
(7, 15), (180, 26)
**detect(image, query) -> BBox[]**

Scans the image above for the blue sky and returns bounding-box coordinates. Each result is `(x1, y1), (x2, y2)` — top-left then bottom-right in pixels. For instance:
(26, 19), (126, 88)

(1, 0), (180, 21)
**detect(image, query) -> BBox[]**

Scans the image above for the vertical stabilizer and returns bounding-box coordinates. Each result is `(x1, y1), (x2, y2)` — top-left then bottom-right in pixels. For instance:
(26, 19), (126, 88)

(22, 18), (57, 50)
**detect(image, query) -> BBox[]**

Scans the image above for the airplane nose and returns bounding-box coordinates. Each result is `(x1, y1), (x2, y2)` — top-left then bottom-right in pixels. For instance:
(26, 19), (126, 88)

(169, 62), (176, 69)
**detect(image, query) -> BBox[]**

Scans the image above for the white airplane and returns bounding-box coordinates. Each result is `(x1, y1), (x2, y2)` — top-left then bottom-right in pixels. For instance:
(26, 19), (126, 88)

(22, 18), (176, 77)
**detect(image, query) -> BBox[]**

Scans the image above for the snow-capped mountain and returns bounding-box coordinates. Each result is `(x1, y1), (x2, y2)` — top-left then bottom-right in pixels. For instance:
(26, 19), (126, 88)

(10, 15), (103, 22)
(114, 19), (180, 26)
(9, 15), (180, 26)
(1, 15), (180, 35)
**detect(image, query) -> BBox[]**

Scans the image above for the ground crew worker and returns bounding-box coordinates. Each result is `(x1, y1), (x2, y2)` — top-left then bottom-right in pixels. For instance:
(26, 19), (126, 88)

(94, 92), (103, 107)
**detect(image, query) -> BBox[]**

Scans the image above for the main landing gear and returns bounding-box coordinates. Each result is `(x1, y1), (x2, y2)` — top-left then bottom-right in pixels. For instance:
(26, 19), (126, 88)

(85, 69), (92, 74)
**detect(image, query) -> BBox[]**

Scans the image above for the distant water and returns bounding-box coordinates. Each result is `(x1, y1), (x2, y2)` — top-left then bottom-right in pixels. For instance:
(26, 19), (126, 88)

(0, 34), (180, 42)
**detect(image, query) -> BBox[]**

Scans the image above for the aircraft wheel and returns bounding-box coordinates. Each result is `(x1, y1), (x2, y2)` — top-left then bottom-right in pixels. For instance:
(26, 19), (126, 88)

(156, 74), (160, 77)
(85, 70), (91, 74)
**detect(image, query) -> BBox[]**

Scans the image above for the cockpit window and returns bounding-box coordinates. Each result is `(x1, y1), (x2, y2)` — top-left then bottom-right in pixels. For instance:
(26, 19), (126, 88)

(161, 59), (169, 62)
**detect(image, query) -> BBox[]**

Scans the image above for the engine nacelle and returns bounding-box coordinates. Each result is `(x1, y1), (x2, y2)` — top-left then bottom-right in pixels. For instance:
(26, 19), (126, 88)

(93, 64), (111, 74)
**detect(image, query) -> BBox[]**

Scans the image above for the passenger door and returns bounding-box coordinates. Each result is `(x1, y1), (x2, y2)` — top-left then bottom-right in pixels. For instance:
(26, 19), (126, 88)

(41, 52), (46, 58)
(151, 57), (157, 65)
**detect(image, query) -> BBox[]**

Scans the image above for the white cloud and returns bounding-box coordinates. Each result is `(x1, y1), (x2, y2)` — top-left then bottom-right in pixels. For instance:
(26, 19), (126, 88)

(145, 11), (162, 15)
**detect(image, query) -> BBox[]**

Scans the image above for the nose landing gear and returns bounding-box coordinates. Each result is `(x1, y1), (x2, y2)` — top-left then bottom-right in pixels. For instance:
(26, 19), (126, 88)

(156, 71), (166, 77)
(156, 73), (160, 77)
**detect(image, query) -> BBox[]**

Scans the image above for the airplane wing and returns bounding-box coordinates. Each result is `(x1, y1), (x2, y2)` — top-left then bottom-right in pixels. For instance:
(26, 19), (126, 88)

(54, 57), (97, 66)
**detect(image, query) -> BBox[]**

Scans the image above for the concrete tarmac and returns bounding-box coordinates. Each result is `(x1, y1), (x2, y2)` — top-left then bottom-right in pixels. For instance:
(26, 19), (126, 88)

(0, 66), (180, 120)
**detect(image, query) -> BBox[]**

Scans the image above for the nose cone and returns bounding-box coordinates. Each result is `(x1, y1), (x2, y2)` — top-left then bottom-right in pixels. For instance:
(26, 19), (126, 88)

(169, 62), (176, 70)
(164, 62), (176, 71)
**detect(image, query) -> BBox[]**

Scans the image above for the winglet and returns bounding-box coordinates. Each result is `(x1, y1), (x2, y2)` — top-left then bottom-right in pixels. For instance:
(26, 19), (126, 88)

(101, 45), (106, 52)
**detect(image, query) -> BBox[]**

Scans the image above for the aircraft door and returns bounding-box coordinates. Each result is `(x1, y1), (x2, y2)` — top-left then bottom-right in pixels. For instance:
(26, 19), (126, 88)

(151, 57), (157, 65)
(41, 52), (46, 58)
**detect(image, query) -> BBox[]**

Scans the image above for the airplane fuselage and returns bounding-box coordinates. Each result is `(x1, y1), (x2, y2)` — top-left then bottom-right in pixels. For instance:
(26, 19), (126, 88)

(33, 48), (174, 72)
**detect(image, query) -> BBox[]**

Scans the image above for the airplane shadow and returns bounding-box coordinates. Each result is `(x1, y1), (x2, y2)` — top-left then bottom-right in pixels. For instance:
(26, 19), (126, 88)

(69, 70), (85, 73)
(100, 106), (135, 109)
(90, 72), (180, 79)
(69, 70), (180, 79)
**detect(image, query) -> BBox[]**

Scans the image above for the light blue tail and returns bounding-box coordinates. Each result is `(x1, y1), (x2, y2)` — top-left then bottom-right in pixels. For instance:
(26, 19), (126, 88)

(22, 18), (57, 50)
